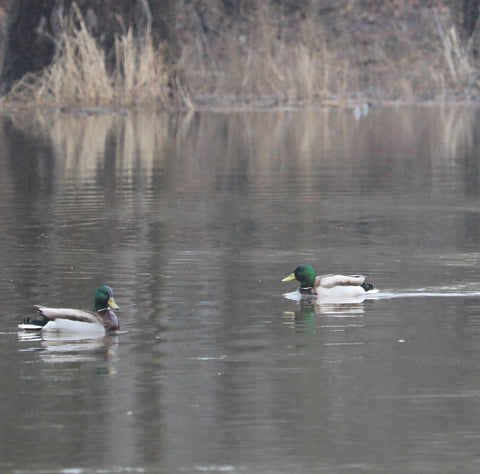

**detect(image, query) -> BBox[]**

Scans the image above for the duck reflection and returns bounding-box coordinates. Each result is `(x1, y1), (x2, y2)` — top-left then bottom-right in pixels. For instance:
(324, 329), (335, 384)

(284, 291), (368, 312)
(283, 293), (366, 328)
(18, 331), (118, 365)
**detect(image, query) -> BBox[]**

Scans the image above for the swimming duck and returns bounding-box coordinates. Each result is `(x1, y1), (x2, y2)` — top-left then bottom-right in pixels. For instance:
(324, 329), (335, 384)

(282, 264), (378, 298)
(18, 286), (120, 334)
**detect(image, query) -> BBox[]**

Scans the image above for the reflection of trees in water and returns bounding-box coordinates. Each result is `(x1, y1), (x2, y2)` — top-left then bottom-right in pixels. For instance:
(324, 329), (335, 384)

(442, 106), (480, 198)
(2, 106), (480, 306)
(3, 106), (478, 197)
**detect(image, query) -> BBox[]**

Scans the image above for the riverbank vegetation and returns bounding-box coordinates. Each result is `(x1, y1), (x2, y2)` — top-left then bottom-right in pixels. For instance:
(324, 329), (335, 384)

(3, 1), (480, 109)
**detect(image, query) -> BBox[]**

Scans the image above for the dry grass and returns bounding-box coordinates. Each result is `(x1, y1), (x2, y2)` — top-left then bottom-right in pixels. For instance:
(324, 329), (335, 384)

(176, 4), (348, 105)
(2, 2), (479, 109)
(434, 8), (476, 92)
(6, 7), (170, 108)
(175, 2), (477, 107)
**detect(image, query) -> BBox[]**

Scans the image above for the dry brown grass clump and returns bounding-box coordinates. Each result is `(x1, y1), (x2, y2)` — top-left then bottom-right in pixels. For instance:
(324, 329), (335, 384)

(6, 8), (170, 108)
(175, 3), (349, 106)
(3, 2), (480, 109)
(175, 2), (480, 106)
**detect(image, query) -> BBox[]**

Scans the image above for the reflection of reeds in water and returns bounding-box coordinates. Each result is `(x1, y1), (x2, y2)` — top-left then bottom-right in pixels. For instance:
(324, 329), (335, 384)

(33, 110), (174, 183)
(19, 105), (480, 197)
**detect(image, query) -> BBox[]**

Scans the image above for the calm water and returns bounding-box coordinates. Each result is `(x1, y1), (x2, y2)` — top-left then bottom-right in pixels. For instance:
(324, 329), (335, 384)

(2, 106), (480, 473)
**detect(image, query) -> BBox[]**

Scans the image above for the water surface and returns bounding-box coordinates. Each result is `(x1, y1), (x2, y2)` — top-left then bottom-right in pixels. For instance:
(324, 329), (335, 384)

(2, 106), (480, 473)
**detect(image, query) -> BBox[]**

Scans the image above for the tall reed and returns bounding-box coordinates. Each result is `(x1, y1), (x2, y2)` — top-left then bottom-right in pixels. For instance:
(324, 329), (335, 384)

(175, 2), (479, 106)
(3, 2), (478, 109)
(6, 8), (170, 107)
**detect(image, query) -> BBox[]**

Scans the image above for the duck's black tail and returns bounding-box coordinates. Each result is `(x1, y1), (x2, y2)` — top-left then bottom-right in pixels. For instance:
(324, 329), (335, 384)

(361, 282), (374, 292)
(20, 314), (50, 328)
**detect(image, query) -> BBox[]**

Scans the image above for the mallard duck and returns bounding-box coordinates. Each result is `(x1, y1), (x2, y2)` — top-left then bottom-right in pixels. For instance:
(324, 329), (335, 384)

(18, 286), (120, 334)
(282, 264), (378, 298)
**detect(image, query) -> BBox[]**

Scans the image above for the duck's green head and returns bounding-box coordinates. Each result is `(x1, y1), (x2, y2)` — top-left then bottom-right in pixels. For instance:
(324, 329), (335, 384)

(95, 286), (119, 312)
(282, 265), (316, 289)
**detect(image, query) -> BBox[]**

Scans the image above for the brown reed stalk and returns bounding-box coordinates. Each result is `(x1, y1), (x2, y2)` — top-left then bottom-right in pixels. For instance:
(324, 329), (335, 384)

(5, 6), (171, 108)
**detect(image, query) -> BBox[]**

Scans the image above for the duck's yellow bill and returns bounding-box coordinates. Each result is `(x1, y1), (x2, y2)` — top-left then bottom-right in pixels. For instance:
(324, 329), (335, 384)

(108, 297), (120, 310)
(282, 273), (296, 282)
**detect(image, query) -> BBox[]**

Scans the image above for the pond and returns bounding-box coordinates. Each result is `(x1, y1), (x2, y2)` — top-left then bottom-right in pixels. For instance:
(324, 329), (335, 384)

(2, 105), (480, 473)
